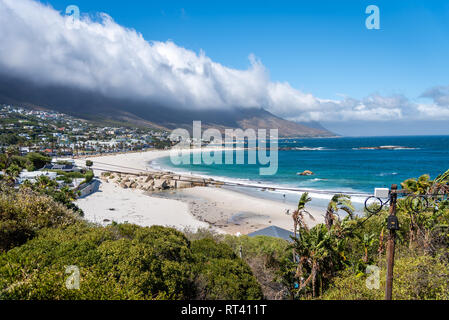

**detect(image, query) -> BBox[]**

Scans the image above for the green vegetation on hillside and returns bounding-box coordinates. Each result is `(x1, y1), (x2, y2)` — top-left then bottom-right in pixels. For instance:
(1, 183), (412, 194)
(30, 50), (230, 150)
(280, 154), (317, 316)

(0, 148), (51, 174)
(0, 169), (448, 300)
(0, 187), (262, 300)
(279, 169), (449, 300)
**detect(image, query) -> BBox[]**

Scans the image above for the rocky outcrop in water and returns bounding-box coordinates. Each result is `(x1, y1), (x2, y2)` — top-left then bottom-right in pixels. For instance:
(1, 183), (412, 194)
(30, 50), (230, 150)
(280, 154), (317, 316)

(297, 170), (314, 176)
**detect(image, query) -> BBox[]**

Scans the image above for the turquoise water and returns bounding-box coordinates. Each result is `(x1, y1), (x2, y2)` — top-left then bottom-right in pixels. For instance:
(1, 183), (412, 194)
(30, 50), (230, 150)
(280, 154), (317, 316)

(154, 136), (449, 199)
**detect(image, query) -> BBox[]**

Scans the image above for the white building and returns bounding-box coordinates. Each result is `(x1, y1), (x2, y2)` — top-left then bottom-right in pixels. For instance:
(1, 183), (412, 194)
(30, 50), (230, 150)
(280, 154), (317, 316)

(18, 170), (58, 184)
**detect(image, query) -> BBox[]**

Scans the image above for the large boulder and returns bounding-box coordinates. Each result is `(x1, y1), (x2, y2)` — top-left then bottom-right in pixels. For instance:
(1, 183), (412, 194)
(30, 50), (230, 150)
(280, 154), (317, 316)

(141, 181), (154, 191)
(153, 179), (168, 190)
(168, 180), (177, 188)
(120, 181), (128, 189)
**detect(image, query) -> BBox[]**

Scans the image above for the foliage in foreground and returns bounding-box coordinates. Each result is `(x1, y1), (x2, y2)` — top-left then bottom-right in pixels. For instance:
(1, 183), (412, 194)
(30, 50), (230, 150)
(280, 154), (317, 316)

(279, 169), (449, 300)
(322, 253), (449, 300)
(1, 169), (449, 300)
(0, 187), (78, 251)
(0, 187), (262, 300)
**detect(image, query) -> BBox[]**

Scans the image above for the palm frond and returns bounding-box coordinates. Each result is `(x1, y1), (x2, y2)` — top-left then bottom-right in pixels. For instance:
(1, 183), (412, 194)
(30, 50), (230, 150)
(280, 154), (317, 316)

(297, 192), (312, 210)
(435, 169), (449, 184)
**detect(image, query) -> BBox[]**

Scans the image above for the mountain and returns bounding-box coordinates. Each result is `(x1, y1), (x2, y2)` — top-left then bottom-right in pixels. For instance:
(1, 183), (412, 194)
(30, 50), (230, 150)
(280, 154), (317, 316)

(296, 121), (331, 132)
(0, 74), (335, 137)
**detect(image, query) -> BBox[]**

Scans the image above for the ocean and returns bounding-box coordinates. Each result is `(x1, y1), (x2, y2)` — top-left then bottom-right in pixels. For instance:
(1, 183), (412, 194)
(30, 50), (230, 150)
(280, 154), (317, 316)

(152, 136), (449, 210)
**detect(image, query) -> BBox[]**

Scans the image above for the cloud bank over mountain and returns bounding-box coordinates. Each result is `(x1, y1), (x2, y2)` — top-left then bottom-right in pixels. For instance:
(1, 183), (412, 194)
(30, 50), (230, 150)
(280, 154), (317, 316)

(0, 0), (448, 124)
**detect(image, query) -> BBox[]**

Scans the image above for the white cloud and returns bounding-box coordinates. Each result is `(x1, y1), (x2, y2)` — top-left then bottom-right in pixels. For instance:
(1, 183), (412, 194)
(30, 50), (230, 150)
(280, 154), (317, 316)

(0, 0), (448, 122)
(416, 103), (449, 118)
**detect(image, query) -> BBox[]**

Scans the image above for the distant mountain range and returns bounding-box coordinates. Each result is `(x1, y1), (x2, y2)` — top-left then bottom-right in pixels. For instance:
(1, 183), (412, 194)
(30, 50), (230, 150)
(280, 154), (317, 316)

(0, 74), (335, 138)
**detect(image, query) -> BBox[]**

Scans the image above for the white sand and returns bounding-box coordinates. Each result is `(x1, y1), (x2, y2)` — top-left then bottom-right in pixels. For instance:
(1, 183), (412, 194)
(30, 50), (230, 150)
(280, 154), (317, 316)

(73, 150), (324, 234)
(76, 181), (210, 231)
(179, 186), (323, 234)
(74, 150), (213, 231)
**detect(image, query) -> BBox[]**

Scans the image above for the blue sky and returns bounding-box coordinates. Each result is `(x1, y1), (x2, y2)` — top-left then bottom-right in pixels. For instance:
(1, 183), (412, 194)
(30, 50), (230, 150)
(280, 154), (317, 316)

(42, 0), (449, 101)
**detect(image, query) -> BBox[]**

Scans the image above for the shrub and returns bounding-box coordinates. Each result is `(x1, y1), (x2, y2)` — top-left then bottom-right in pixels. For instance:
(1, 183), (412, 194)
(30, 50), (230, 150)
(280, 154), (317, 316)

(0, 221), (264, 300)
(26, 153), (51, 170)
(0, 223), (195, 300)
(83, 171), (94, 184)
(0, 188), (78, 251)
(191, 238), (263, 300)
(0, 185), (280, 300)
(321, 252), (449, 300)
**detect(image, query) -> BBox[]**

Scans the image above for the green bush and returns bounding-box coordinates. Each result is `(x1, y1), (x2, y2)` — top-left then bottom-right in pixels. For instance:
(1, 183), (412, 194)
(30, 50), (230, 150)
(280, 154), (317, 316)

(184, 232), (291, 300)
(0, 193), (263, 300)
(26, 153), (51, 170)
(8, 152), (50, 172)
(0, 188), (78, 251)
(222, 235), (290, 260)
(321, 253), (449, 300)
(0, 223), (195, 300)
(83, 171), (94, 184)
(191, 238), (263, 300)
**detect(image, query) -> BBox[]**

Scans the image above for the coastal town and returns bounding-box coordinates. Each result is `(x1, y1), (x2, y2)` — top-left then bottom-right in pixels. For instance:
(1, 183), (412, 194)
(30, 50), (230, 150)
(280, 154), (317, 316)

(0, 104), (173, 157)
(0, 104), (180, 200)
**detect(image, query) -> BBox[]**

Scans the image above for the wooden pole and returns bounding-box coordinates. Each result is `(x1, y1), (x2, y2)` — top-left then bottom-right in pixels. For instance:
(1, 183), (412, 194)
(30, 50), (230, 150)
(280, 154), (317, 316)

(385, 184), (398, 300)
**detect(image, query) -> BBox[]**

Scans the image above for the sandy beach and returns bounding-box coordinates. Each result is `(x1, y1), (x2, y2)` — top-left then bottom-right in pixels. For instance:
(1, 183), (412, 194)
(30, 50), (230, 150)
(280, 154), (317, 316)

(74, 150), (324, 234)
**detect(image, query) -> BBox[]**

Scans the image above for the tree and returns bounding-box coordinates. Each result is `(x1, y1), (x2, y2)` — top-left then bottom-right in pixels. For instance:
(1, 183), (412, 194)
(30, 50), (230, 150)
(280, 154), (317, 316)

(0, 147), (19, 175)
(401, 174), (432, 194)
(292, 192), (313, 237)
(433, 169), (449, 194)
(400, 169), (449, 251)
(325, 194), (355, 230)
(5, 163), (21, 179)
(85, 160), (93, 168)
(26, 152), (51, 170)
(292, 224), (344, 298)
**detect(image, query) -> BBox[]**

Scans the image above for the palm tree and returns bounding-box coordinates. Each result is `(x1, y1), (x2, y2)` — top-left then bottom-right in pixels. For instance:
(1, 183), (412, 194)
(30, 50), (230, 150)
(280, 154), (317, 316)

(401, 174), (433, 194)
(431, 169), (449, 200)
(292, 192), (314, 236)
(36, 175), (56, 189)
(4, 163), (21, 186)
(292, 224), (343, 298)
(325, 194), (355, 230)
(400, 170), (449, 250)
(0, 147), (18, 174)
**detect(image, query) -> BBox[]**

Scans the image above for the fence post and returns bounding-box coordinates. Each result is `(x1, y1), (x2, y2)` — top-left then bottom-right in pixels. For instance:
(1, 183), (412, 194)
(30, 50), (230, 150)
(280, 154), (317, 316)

(385, 184), (398, 300)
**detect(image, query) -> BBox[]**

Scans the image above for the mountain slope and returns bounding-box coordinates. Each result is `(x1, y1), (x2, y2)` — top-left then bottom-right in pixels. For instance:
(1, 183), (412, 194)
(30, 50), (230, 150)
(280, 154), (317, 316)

(0, 74), (335, 137)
